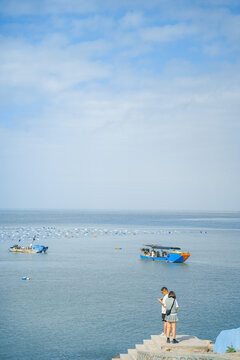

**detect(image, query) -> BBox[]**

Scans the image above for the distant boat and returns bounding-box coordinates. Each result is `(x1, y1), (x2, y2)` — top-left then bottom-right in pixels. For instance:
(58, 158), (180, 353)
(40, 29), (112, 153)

(9, 244), (48, 253)
(140, 244), (190, 263)
(9, 236), (48, 254)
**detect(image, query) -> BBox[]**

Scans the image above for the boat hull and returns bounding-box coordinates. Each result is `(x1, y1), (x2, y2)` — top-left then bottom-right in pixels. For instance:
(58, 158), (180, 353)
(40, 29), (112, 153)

(140, 252), (190, 263)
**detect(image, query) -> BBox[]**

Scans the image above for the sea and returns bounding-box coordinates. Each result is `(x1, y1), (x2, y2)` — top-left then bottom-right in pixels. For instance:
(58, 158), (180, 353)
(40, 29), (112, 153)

(0, 210), (239, 360)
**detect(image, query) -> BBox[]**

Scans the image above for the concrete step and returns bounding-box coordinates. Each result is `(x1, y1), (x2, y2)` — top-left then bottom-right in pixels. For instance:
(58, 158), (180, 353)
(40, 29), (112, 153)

(143, 339), (161, 352)
(128, 348), (137, 360)
(151, 335), (163, 350)
(135, 344), (148, 352)
(151, 334), (210, 354)
(120, 354), (132, 360)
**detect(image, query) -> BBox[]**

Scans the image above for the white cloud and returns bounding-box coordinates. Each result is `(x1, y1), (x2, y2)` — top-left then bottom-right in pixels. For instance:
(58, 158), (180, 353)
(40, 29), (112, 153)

(140, 23), (198, 43)
(0, 35), (112, 103)
(119, 12), (144, 29)
(71, 15), (115, 37)
(165, 5), (240, 45)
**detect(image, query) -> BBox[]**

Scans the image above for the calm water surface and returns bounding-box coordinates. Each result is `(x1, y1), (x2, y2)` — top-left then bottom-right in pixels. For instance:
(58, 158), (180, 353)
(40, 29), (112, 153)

(0, 210), (239, 360)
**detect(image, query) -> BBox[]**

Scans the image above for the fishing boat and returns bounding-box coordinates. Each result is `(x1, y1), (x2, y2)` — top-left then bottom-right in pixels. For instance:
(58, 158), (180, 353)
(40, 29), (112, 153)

(140, 244), (190, 263)
(9, 236), (48, 254)
(9, 244), (48, 253)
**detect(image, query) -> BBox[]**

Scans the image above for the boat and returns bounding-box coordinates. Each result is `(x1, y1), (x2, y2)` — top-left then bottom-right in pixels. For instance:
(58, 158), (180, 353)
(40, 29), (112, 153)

(140, 244), (190, 263)
(9, 244), (48, 253)
(9, 236), (48, 254)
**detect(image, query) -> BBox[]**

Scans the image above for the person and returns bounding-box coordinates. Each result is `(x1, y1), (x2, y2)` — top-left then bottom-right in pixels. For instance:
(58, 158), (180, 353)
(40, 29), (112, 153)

(29, 235), (36, 249)
(158, 286), (169, 336)
(144, 249), (149, 256)
(165, 291), (179, 344)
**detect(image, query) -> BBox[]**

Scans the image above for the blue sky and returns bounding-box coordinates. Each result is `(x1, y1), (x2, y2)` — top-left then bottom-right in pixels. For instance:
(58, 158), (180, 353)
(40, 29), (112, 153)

(0, 0), (240, 210)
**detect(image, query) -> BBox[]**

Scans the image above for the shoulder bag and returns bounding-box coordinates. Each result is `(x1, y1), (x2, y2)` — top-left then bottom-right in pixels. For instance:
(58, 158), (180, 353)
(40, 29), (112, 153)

(166, 299), (175, 316)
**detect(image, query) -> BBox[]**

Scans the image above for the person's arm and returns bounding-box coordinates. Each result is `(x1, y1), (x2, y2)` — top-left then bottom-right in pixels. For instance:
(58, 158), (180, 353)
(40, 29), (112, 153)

(175, 299), (179, 311)
(158, 298), (164, 305)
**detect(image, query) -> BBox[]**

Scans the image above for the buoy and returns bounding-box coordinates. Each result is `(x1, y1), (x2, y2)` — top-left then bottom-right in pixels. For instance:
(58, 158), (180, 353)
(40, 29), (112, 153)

(94, 235), (97, 238)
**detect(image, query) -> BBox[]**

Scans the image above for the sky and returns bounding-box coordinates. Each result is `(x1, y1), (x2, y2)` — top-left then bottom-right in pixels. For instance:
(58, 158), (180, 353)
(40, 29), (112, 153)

(0, 0), (240, 211)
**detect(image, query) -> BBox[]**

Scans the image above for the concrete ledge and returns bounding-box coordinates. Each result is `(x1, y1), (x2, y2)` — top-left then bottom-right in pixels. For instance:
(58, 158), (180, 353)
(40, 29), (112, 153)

(151, 335), (211, 354)
(137, 351), (228, 360)
(113, 334), (240, 360)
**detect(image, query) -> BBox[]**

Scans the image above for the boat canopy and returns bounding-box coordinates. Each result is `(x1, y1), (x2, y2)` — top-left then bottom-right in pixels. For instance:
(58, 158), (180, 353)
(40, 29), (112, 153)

(144, 244), (181, 250)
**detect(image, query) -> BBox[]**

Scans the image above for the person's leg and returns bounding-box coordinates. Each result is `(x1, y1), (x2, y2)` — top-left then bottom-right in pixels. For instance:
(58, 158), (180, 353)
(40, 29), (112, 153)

(172, 322), (176, 338)
(166, 322), (171, 342)
(164, 319), (167, 336)
(162, 314), (166, 335)
(172, 322), (179, 343)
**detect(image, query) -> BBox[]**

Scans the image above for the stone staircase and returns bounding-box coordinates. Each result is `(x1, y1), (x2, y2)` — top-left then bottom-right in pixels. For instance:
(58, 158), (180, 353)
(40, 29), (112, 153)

(112, 334), (230, 360)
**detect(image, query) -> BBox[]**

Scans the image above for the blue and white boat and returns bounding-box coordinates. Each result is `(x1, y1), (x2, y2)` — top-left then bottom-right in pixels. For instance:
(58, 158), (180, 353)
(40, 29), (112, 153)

(9, 236), (48, 254)
(9, 244), (48, 253)
(140, 244), (190, 263)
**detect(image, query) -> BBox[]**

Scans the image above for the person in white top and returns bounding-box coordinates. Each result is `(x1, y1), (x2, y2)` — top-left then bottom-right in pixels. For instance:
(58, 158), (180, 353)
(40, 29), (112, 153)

(158, 286), (179, 337)
(158, 286), (169, 336)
